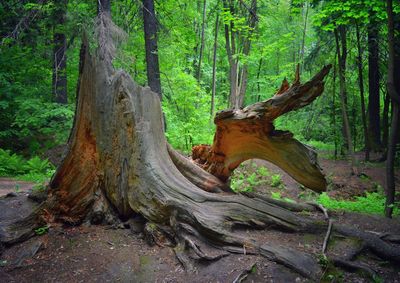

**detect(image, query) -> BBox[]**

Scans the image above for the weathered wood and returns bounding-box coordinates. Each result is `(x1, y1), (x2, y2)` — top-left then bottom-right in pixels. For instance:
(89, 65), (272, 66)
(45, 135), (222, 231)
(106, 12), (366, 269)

(192, 65), (331, 191)
(2, 37), (399, 280)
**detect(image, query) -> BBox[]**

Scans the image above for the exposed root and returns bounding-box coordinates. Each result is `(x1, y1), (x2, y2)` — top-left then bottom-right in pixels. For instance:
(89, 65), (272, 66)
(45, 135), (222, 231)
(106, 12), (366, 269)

(232, 262), (256, 283)
(334, 225), (400, 264)
(330, 257), (377, 279)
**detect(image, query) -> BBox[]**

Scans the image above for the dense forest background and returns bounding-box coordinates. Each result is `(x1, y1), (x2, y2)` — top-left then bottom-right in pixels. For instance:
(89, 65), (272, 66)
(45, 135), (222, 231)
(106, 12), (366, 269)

(0, 0), (399, 180)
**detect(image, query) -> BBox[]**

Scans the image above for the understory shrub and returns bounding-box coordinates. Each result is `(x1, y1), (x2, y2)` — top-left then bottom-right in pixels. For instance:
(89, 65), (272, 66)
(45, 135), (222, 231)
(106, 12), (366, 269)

(317, 192), (400, 216)
(0, 148), (54, 182)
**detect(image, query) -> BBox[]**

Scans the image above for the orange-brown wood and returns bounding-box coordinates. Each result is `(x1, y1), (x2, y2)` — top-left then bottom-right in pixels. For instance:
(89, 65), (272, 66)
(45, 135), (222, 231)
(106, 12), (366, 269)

(192, 65), (332, 192)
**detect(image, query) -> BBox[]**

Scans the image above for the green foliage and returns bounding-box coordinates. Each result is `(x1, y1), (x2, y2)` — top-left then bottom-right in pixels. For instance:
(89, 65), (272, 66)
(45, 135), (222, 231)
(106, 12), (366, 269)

(163, 69), (219, 152)
(34, 226), (49, 236)
(0, 149), (26, 176)
(11, 98), (74, 153)
(317, 192), (400, 216)
(0, 148), (54, 182)
(270, 174), (283, 188)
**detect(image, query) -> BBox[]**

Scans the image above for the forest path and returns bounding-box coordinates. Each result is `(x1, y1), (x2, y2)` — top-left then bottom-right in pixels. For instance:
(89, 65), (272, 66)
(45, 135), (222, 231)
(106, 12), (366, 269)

(0, 178), (35, 197)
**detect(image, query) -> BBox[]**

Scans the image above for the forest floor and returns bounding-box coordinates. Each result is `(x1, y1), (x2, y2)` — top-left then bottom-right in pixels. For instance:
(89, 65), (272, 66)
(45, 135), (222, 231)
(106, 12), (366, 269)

(0, 152), (399, 283)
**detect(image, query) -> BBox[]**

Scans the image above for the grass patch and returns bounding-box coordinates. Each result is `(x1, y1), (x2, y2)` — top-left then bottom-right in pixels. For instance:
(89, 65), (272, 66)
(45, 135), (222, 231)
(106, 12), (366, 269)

(317, 192), (400, 216)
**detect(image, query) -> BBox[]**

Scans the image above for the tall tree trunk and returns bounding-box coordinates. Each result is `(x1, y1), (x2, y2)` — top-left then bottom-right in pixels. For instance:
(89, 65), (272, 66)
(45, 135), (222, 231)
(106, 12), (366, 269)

(334, 28), (355, 173)
(222, 0), (238, 109)
(97, 0), (111, 15)
(223, 0), (257, 109)
(332, 54), (338, 160)
(197, 0), (207, 82)
(382, 92), (390, 150)
(355, 23), (370, 161)
(237, 0), (257, 107)
(143, 0), (162, 99)
(256, 57), (263, 102)
(299, 1), (309, 73)
(52, 0), (68, 104)
(338, 26), (348, 153)
(210, 12), (219, 118)
(368, 15), (381, 151)
(385, 0), (400, 218)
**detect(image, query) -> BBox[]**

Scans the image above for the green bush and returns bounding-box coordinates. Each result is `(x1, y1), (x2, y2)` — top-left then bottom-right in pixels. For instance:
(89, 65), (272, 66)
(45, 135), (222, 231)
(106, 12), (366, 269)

(317, 192), (400, 216)
(0, 148), (54, 182)
(0, 149), (26, 176)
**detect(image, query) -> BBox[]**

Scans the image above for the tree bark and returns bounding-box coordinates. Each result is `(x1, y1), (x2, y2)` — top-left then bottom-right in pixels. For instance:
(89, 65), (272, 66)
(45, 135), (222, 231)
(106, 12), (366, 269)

(210, 11), (219, 118)
(355, 23), (370, 161)
(385, 0), (399, 218)
(334, 27), (355, 172)
(143, 0), (162, 99)
(196, 0), (207, 82)
(299, 1), (309, 73)
(193, 65), (331, 191)
(52, 0), (68, 104)
(223, 0), (257, 109)
(98, 0), (111, 16)
(368, 15), (381, 151)
(3, 38), (400, 280)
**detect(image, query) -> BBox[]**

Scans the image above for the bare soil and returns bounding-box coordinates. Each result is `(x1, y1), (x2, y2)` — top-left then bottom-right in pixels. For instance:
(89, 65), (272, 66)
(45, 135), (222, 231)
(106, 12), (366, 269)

(1, 153), (399, 283)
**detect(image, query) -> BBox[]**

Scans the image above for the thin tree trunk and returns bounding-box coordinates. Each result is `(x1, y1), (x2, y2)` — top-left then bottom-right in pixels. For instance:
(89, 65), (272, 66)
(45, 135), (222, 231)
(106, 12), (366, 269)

(368, 15), (381, 151)
(382, 91), (390, 150)
(143, 0), (162, 99)
(256, 57), (263, 102)
(385, 0), (399, 218)
(223, 0), (257, 109)
(334, 28), (355, 173)
(222, 0), (238, 109)
(210, 12), (219, 118)
(332, 54), (338, 160)
(52, 0), (68, 104)
(300, 1), (309, 73)
(237, 0), (257, 107)
(98, 0), (111, 15)
(338, 25), (348, 153)
(197, 0), (207, 82)
(356, 23), (370, 161)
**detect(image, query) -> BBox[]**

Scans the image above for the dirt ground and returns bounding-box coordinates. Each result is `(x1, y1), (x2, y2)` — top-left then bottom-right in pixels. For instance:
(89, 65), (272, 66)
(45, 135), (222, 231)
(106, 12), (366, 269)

(1, 153), (399, 283)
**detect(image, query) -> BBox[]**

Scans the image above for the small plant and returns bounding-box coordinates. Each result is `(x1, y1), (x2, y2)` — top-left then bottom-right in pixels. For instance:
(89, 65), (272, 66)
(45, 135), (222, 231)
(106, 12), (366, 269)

(271, 191), (282, 200)
(270, 174), (283, 188)
(256, 166), (270, 177)
(14, 184), (21, 193)
(34, 225), (49, 235)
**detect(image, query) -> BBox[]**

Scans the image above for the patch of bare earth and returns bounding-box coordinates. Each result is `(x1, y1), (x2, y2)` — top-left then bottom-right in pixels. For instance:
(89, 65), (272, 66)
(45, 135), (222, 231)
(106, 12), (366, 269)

(1, 152), (400, 282)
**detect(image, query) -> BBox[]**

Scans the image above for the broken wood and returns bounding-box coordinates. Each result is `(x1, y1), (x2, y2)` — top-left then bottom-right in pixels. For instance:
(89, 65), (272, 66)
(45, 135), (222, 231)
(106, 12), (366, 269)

(192, 65), (331, 191)
(1, 33), (399, 281)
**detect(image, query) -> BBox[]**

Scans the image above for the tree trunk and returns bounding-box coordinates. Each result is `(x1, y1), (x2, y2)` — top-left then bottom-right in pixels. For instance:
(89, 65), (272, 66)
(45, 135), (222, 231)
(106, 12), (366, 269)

(368, 16), (381, 151)
(196, 0), (206, 82)
(3, 37), (400, 280)
(98, 0), (111, 16)
(334, 28), (356, 173)
(52, 0), (68, 104)
(382, 91), (390, 150)
(210, 12), (219, 118)
(332, 54), (338, 159)
(355, 23), (370, 161)
(299, 1), (309, 73)
(143, 0), (162, 99)
(385, 0), (400, 218)
(223, 0), (257, 109)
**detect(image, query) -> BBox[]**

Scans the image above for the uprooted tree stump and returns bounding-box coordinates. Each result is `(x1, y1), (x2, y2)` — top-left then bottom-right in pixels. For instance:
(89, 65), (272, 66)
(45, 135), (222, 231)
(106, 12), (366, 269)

(1, 40), (400, 281)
